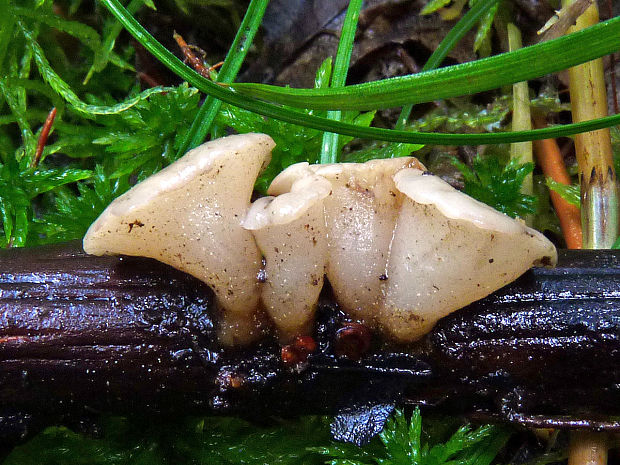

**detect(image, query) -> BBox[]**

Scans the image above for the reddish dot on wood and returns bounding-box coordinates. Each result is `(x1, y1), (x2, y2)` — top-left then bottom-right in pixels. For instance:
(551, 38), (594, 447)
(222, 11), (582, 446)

(335, 322), (372, 361)
(281, 335), (318, 367)
(216, 370), (245, 390)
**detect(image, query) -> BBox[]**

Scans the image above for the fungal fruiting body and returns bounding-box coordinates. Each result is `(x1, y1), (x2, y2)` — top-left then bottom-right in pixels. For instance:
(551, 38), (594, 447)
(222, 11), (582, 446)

(243, 171), (331, 340)
(83, 133), (274, 345)
(83, 133), (557, 344)
(382, 170), (556, 340)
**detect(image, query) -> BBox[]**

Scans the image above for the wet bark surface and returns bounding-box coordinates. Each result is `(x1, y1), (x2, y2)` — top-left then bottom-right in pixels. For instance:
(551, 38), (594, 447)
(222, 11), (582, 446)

(0, 243), (618, 444)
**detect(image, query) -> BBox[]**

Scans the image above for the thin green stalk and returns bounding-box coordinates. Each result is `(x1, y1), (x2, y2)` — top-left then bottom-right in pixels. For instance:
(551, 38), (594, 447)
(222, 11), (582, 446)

(320, 0), (363, 164)
(16, 21), (37, 156)
(0, 79), (36, 160)
(507, 23), (532, 198)
(176, 0), (269, 158)
(396, 0), (500, 129)
(98, 0), (620, 145)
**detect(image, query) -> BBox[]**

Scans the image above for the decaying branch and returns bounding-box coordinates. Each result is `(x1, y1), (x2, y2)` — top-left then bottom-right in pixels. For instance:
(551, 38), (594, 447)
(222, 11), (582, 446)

(0, 243), (618, 443)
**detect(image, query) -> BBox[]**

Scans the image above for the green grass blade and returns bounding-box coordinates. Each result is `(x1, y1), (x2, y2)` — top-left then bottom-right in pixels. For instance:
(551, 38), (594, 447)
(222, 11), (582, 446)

(396, 0), (500, 128)
(98, 0), (620, 145)
(320, 0), (363, 164)
(0, 196), (13, 246)
(0, 110), (51, 127)
(473, 0), (498, 55)
(0, 0), (15, 72)
(546, 178), (580, 206)
(12, 207), (29, 248)
(0, 78), (37, 161)
(428, 0), (500, 71)
(231, 16), (620, 111)
(466, 428), (512, 465)
(422, 0), (453, 15)
(176, 0), (269, 158)
(84, 0), (144, 84)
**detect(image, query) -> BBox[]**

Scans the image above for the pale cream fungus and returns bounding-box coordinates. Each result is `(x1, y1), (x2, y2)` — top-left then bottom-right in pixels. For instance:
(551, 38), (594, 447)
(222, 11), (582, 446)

(84, 134), (557, 345)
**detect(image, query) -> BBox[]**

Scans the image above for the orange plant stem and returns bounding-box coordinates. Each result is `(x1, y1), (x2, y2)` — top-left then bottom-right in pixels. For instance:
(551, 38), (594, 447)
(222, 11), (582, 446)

(533, 120), (582, 249)
(32, 107), (57, 168)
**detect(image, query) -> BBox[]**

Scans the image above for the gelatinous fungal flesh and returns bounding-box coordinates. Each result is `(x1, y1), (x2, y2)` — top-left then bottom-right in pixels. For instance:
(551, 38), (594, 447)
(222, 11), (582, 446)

(84, 134), (557, 344)
(84, 133), (274, 345)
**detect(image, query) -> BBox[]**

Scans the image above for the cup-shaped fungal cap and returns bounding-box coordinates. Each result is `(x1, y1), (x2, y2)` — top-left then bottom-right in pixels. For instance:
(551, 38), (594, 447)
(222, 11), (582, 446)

(308, 157), (426, 185)
(394, 170), (535, 234)
(274, 158), (425, 323)
(83, 133), (275, 329)
(268, 158), (425, 196)
(267, 162), (316, 196)
(379, 168), (558, 342)
(244, 174), (332, 229)
(244, 174), (331, 341)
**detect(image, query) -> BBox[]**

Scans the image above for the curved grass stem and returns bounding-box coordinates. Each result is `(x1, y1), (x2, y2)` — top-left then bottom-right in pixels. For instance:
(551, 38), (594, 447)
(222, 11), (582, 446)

(98, 0), (620, 146)
(231, 16), (620, 111)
